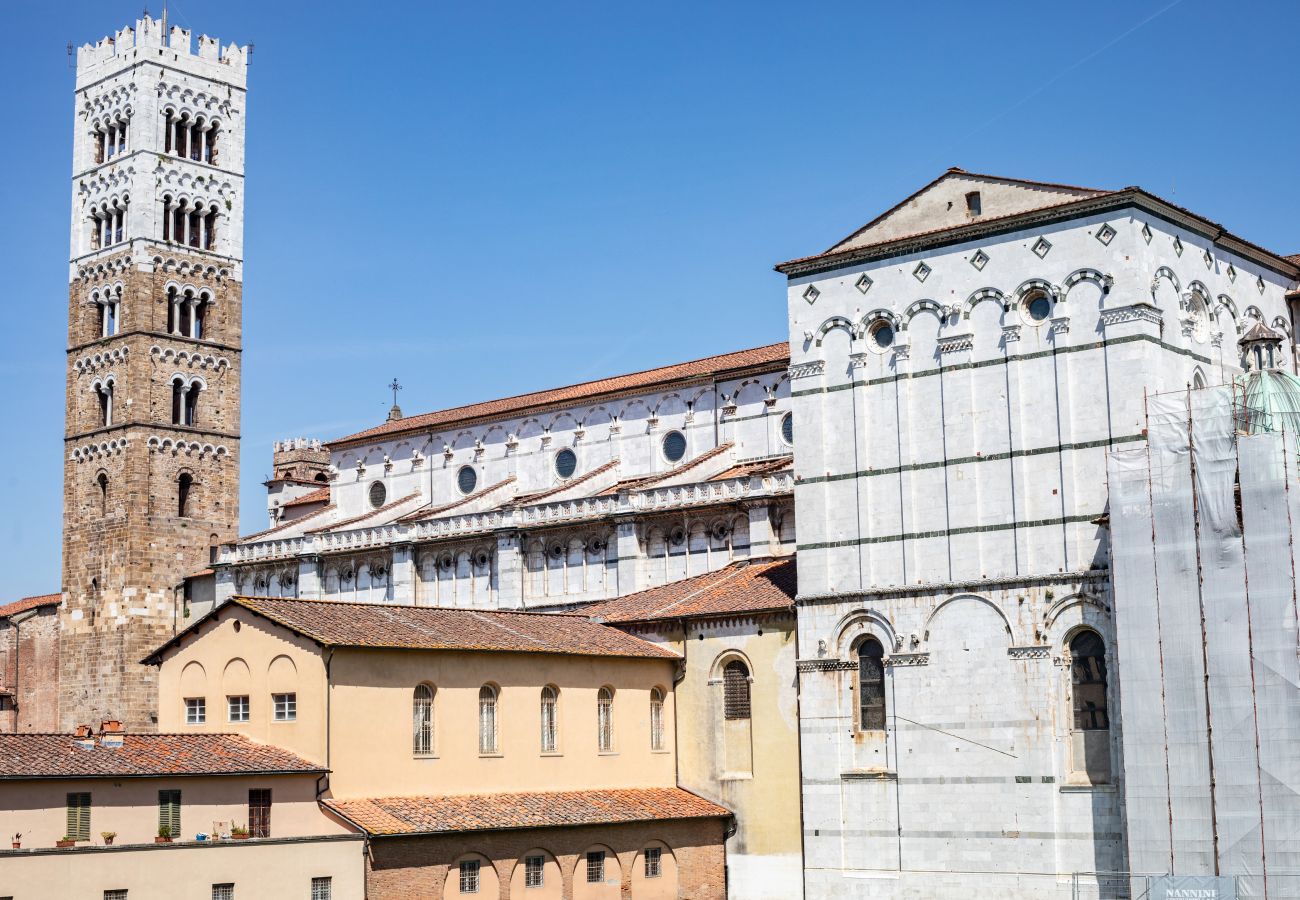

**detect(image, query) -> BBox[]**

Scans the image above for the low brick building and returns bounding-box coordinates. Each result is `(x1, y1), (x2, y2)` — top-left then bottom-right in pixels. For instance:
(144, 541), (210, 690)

(0, 595), (61, 733)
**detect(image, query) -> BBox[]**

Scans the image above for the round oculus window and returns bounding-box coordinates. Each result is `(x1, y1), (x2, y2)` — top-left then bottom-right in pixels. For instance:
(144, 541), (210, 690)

(662, 430), (687, 463)
(870, 321), (895, 348)
(781, 412), (794, 446)
(456, 465), (478, 495)
(555, 448), (577, 479)
(1025, 291), (1053, 323)
(368, 480), (387, 509)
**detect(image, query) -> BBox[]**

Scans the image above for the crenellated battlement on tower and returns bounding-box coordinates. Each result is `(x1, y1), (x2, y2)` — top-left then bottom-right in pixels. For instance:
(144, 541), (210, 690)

(76, 15), (247, 88)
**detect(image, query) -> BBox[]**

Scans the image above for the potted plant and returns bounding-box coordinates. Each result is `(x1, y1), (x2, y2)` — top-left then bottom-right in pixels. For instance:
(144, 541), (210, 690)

(10, 832), (20, 850)
(101, 831), (116, 846)
(155, 825), (173, 844)
(230, 825), (249, 841)
(56, 835), (76, 848)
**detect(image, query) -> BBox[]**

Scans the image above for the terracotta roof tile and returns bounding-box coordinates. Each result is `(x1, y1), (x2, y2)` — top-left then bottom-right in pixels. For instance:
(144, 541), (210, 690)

(0, 733), (324, 780)
(333, 343), (789, 447)
(513, 459), (621, 505)
(239, 503), (337, 543)
(305, 491), (422, 534)
(397, 477), (517, 524)
(145, 597), (680, 664)
(707, 455), (792, 482)
(0, 594), (60, 619)
(324, 787), (729, 836)
(598, 443), (733, 496)
(283, 487), (331, 507)
(585, 559), (796, 624)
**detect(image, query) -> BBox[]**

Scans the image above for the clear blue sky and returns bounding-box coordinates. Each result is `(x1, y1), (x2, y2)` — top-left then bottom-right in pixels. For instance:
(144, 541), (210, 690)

(3, 0), (1297, 598)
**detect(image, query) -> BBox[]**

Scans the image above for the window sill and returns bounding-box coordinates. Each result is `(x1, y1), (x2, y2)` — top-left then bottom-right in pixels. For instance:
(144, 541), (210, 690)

(479, 753), (504, 759)
(651, 749), (671, 755)
(540, 751), (564, 758)
(413, 754), (438, 761)
(597, 751), (619, 757)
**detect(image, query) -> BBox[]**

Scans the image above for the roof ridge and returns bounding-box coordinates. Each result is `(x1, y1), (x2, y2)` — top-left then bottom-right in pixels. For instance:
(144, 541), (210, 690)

(235, 595), (591, 617)
(635, 561), (755, 619)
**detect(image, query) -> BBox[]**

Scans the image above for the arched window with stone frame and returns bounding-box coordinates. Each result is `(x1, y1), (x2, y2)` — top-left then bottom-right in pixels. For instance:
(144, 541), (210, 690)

(177, 472), (194, 518)
(856, 636), (886, 732)
(1067, 629), (1112, 784)
(723, 660), (751, 720)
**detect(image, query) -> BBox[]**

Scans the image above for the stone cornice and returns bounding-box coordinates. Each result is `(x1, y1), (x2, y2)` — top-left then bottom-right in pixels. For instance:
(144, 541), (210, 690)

(796, 569), (1109, 606)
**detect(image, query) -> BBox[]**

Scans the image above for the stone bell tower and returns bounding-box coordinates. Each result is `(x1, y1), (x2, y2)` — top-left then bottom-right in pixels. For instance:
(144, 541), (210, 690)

(60, 15), (247, 730)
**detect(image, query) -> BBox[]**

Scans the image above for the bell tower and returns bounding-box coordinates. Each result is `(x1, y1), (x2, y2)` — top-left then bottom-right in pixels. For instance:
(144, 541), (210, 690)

(61, 16), (247, 730)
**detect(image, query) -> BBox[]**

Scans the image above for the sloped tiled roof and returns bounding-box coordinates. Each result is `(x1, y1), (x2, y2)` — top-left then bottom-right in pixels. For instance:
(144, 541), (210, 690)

(0, 594), (60, 620)
(304, 491), (423, 534)
(323, 787), (729, 836)
(239, 502), (337, 543)
(513, 459), (621, 505)
(333, 343), (790, 447)
(397, 476), (518, 524)
(708, 455), (793, 482)
(144, 597), (680, 664)
(0, 733), (324, 780)
(283, 486), (331, 507)
(586, 559), (796, 624)
(598, 443), (734, 496)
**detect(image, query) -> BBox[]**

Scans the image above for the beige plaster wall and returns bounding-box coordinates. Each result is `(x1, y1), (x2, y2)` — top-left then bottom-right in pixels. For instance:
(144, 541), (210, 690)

(0, 774), (347, 849)
(327, 647), (678, 798)
(155, 604), (329, 764)
(0, 835), (364, 900)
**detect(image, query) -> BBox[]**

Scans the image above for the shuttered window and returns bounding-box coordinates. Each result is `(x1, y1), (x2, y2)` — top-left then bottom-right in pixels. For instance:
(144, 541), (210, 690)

(248, 789), (271, 838)
(66, 792), (91, 841)
(723, 661), (751, 720)
(158, 789), (181, 838)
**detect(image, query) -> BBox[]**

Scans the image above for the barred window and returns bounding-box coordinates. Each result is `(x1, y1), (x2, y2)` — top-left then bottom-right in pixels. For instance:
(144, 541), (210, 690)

(586, 851), (605, 883)
(1071, 631), (1109, 731)
(644, 846), (662, 878)
(211, 886), (234, 900)
(104, 892), (128, 900)
(597, 687), (614, 752)
(459, 859), (480, 894)
(723, 660), (751, 720)
(540, 686), (558, 753)
(413, 684), (434, 755)
(310, 878), (332, 900)
(857, 638), (886, 731)
(248, 788), (271, 838)
(273, 692), (296, 721)
(650, 687), (665, 751)
(185, 697), (206, 725)
(479, 685), (498, 754)
(524, 855), (545, 888)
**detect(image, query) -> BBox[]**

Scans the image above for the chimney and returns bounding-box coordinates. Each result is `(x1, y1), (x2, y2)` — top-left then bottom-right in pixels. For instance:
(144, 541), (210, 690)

(74, 724), (93, 739)
(100, 719), (124, 734)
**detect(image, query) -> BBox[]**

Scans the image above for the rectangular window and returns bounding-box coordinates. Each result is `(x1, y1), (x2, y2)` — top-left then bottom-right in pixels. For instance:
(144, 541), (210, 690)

(104, 892), (128, 900)
(158, 789), (181, 838)
(586, 851), (605, 883)
(524, 855), (544, 888)
(248, 789), (271, 838)
(66, 791), (91, 841)
(644, 846), (662, 878)
(310, 878), (332, 900)
(273, 693), (297, 721)
(212, 885), (234, 900)
(459, 859), (480, 893)
(228, 695), (250, 723)
(185, 697), (206, 725)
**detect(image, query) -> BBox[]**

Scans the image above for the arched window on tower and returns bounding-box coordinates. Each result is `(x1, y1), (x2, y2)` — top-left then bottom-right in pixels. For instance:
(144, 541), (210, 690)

(98, 292), (120, 338)
(97, 380), (114, 428)
(857, 637), (886, 731)
(177, 473), (193, 518)
(172, 378), (185, 425)
(185, 384), (200, 427)
(96, 472), (109, 516)
(1069, 629), (1111, 783)
(412, 684), (433, 756)
(723, 661), (751, 720)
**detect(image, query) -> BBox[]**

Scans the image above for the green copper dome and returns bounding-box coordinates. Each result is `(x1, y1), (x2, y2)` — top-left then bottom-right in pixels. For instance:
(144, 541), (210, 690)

(1236, 369), (1300, 434)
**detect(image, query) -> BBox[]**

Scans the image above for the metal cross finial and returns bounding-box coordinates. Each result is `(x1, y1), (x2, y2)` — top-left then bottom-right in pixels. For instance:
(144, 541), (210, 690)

(389, 378), (403, 407)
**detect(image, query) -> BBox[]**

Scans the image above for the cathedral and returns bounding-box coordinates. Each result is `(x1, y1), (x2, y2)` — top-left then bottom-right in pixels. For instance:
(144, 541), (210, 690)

(3, 11), (1299, 900)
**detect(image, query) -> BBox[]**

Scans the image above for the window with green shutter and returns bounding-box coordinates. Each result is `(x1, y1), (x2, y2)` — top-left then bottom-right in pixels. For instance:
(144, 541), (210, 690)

(65, 792), (91, 841)
(158, 789), (181, 838)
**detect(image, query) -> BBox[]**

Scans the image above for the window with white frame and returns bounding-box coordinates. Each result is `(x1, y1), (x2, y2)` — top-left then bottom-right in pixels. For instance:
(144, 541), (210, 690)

(310, 877), (332, 900)
(459, 859), (480, 894)
(586, 851), (605, 883)
(273, 693), (296, 722)
(478, 685), (498, 754)
(540, 686), (558, 753)
(597, 687), (614, 752)
(524, 854), (545, 888)
(185, 697), (206, 724)
(227, 695), (249, 723)
(644, 846), (662, 878)
(412, 684), (433, 756)
(650, 687), (665, 751)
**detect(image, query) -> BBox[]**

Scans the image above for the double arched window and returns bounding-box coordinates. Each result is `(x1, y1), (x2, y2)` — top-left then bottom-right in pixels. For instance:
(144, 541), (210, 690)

(166, 286), (213, 339)
(540, 686), (558, 753)
(478, 685), (498, 754)
(94, 378), (115, 428)
(89, 198), (129, 251)
(171, 377), (202, 427)
(597, 687), (614, 752)
(161, 194), (217, 250)
(857, 637), (886, 731)
(94, 286), (122, 338)
(92, 114), (130, 164)
(412, 684), (434, 756)
(163, 109), (220, 164)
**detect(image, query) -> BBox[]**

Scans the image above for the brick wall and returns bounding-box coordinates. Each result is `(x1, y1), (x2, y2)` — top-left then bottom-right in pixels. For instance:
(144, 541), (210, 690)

(0, 606), (60, 732)
(62, 245), (242, 731)
(366, 817), (726, 900)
